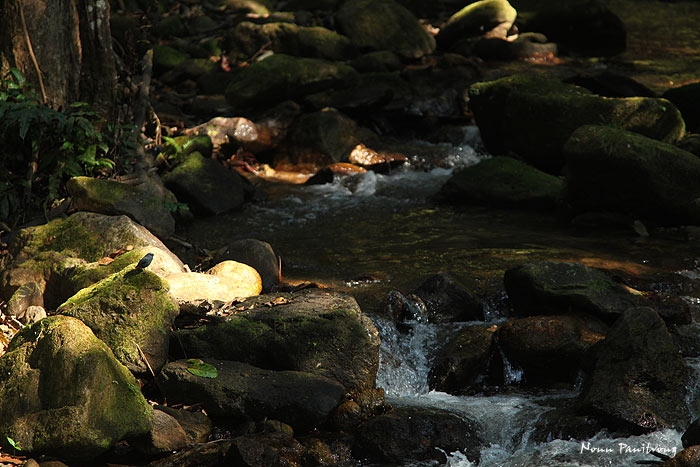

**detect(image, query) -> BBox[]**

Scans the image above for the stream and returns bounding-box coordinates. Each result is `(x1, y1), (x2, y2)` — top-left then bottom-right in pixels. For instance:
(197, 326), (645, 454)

(178, 128), (700, 466)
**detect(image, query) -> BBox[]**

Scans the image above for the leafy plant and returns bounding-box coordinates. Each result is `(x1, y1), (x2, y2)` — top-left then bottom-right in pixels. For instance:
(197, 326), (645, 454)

(0, 68), (120, 224)
(6, 435), (22, 453)
(186, 358), (218, 378)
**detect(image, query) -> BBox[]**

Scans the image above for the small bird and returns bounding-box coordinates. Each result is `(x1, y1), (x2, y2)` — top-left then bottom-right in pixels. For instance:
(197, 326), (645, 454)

(135, 253), (154, 270)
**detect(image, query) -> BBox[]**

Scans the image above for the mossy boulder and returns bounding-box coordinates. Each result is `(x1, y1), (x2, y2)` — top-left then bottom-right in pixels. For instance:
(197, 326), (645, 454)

(286, 108), (366, 164)
(152, 44), (189, 72)
(158, 359), (346, 433)
(662, 82), (700, 133)
(468, 74), (685, 173)
(497, 314), (607, 385)
(503, 261), (644, 323)
(579, 307), (690, 434)
(227, 21), (356, 61)
(224, 54), (358, 111)
(0, 315), (153, 460)
(428, 324), (496, 394)
(335, 0), (436, 59)
(564, 125), (700, 226)
(58, 267), (179, 374)
(437, 0), (517, 48)
(173, 289), (380, 391)
(161, 152), (247, 216)
(1, 212), (185, 311)
(438, 156), (564, 209)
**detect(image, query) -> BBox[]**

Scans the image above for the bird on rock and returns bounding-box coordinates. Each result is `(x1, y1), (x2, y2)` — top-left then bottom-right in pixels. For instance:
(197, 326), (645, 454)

(135, 253), (154, 270)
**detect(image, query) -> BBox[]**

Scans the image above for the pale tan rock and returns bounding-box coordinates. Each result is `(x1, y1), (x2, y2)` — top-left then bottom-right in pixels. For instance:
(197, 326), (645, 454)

(168, 262), (261, 304)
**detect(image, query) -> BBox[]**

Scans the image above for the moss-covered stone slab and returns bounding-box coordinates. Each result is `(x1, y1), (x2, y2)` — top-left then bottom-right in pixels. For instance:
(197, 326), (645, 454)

(335, 0), (435, 59)
(468, 74), (685, 173)
(225, 54), (358, 110)
(0, 315), (152, 460)
(438, 156), (564, 209)
(162, 152), (246, 216)
(174, 289), (380, 391)
(564, 124), (700, 225)
(58, 266), (179, 374)
(158, 359), (346, 433)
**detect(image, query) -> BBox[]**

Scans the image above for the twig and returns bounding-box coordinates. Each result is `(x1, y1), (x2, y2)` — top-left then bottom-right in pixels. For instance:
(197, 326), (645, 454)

(18, 3), (47, 103)
(135, 343), (156, 379)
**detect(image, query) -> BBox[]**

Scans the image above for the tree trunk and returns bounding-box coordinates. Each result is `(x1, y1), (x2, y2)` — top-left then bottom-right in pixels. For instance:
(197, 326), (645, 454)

(0, 0), (117, 118)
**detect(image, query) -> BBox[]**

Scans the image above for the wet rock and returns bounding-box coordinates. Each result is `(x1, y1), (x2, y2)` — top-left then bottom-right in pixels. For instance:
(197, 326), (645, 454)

(66, 175), (177, 239)
(173, 289), (380, 392)
(437, 0), (517, 49)
(353, 405), (482, 464)
(438, 156), (564, 210)
(226, 21), (356, 61)
(155, 405), (212, 445)
(663, 82), (700, 133)
(386, 290), (428, 330)
(468, 74), (685, 174)
(286, 107), (369, 164)
(225, 54), (358, 111)
(564, 125), (700, 226)
(0, 316), (153, 460)
(158, 359), (346, 433)
(497, 314), (607, 385)
(579, 307), (690, 435)
(411, 272), (482, 322)
(429, 324), (496, 393)
(565, 71), (657, 98)
(531, 406), (605, 443)
(162, 152), (247, 216)
(660, 446), (700, 467)
(335, 0), (436, 59)
(682, 418), (700, 448)
(520, 0), (626, 56)
(1, 212), (185, 310)
(167, 262), (262, 311)
(210, 239), (280, 293)
(473, 33), (558, 61)
(504, 261), (643, 322)
(58, 267), (180, 375)
(146, 439), (233, 467)
(136, 409), (189, 456)
(226, 432), (305, 466)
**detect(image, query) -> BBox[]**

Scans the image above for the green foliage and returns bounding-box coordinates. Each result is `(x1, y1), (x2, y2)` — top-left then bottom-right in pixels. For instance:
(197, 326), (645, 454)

(6, 436), (21, 452)
(186, 358), (218, 378)
(0, 68), (120, 223)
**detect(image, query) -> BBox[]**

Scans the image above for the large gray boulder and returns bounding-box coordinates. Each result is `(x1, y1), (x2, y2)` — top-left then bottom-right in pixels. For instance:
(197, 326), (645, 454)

(579, 307), (690, 434)
(468, 74), (685, 173)
(564, 124), (700, 226)
(0, 316), (153, 460)
(437, 0), (517, 48)
(174, 289), (380, 392)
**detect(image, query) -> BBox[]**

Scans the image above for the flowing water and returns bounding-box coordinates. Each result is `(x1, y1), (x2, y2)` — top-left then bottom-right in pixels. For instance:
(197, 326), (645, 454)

(179, 128), (700, 466)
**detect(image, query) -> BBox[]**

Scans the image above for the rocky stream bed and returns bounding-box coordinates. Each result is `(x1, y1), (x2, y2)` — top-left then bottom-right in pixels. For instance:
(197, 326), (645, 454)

(2, 0), (700, 466)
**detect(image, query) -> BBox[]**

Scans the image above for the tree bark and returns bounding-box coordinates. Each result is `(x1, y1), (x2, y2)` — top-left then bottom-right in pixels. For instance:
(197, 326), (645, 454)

(0, 0), (117, 118)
